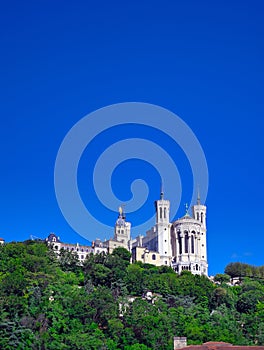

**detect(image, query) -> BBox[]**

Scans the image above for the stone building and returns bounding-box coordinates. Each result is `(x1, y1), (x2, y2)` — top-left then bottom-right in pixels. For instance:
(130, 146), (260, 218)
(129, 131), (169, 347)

(103, 206), (131, 254)
(46, 188), (208, 275)
(131, 189), (208, 276)
(45, 233), (107, 262)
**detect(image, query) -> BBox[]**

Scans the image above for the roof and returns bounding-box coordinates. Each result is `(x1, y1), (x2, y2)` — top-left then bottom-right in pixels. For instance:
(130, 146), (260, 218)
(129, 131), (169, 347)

(116, 218), (126, 226)
(46, 233), (61, 243)
(0, 238), (4, 241)
(180, 342), (264, 350)
(174, 213), (197, 224)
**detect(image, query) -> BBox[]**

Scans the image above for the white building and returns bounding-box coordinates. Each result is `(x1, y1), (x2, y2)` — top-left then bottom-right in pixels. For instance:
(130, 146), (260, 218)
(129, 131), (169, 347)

(103, 206), (132, 253)
(46, 189), (208, 276)
(131, 189), (208, 276)
(45, 233), (107, 262)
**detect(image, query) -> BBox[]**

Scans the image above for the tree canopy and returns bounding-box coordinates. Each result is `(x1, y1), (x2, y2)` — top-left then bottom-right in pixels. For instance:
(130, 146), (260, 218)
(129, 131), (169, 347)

(0, 241), (264, 349)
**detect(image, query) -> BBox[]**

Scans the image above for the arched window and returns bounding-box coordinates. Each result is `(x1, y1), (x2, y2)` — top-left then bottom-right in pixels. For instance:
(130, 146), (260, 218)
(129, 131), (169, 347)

(191, 235), (194, 254)
(196, 212), (199, 220)
(196, 264), (198, 271)
(184, 232), (188, 253)
(164, 207), (167, 218)
(159, 207), (162, 219)
(178, 232), (182, 254)
(201, 212), (204, 223)
(152, 254), (156, 260)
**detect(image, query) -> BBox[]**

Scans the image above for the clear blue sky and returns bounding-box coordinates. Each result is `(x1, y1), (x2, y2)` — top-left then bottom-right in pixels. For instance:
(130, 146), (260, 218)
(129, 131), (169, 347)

(0, 1), (263, 275)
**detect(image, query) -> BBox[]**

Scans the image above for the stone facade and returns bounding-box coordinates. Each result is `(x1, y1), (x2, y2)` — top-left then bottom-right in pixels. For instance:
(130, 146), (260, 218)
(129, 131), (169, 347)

(131, 190), (208, 276)
(46, 233), (107, 262)
(46, 189), (208, 275)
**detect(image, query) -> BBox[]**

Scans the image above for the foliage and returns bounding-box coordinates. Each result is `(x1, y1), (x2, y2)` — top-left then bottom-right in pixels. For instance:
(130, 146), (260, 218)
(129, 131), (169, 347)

(225, 262), (264, 279)
(0, 241), (264, 349)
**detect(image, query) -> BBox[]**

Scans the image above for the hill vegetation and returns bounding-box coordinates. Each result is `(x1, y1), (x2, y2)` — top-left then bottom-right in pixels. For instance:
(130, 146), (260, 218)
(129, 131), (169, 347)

(0, 241), (264, 349)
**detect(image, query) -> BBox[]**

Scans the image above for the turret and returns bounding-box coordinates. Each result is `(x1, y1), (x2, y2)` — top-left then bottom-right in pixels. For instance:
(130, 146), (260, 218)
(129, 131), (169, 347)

(192, 188), (207, 229)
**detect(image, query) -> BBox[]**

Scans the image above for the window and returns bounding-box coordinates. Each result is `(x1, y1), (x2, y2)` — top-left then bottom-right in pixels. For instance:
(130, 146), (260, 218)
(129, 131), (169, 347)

(165, 239), (167, 242)
(184, 232), (188, 253)
(191, 235), (194, 254)
(159, 207), (162, 219)
(81, 255), (84, 260)
(201, 212), (204, 223)
(178, 232), (182, 254)
(152, 254), (156, 260)
(196, 212), (199, 220)
(165, 261), (167, 265)
(121, 230), (124, 234)
(164, 207), (167, 218)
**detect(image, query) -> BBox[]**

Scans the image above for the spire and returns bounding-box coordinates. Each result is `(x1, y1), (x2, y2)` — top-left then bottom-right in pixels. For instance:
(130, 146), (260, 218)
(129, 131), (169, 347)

(185, 203), (189, 215)
(197, 186), (201, 205)
(160, 180), (164, 200)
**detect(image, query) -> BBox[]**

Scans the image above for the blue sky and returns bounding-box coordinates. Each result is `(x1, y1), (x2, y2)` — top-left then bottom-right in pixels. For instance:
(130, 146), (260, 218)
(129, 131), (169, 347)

(0, 1), (263, 275)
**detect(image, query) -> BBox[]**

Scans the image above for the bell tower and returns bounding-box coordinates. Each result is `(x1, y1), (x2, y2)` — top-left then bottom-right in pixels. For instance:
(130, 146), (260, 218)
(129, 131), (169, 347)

(114, 206), (131, 247)
(192, 189), (207, 229)
(155, 186), (171, 265)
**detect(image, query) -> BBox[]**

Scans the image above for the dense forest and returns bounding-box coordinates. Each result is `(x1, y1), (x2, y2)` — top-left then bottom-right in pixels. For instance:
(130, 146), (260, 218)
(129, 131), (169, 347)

(0, 241), (264, 349)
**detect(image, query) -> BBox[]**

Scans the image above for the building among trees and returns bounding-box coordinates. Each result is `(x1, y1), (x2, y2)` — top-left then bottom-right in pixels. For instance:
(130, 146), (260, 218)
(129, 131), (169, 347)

(47, 189), (208, 276)
(131, 188), (208, 276)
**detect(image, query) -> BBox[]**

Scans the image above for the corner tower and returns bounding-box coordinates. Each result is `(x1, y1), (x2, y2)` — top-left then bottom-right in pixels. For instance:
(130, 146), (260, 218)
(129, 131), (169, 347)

(155, 187), (171, 265)
(192, 189), (207, 229)
(171, 190), (208, 276)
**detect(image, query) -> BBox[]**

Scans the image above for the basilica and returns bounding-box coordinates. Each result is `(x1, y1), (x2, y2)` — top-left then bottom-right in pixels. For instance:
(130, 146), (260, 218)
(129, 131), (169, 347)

(47, 189), (208, 276)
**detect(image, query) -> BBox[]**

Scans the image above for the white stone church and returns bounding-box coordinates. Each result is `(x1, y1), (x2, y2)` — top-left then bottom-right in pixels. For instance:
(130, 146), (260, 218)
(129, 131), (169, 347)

(47, 189), (208, 276)
(124, 189), (208, 276)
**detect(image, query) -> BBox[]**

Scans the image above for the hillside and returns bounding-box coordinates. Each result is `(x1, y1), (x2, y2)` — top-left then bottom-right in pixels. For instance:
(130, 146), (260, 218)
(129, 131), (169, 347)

(0, 241), (264, 349)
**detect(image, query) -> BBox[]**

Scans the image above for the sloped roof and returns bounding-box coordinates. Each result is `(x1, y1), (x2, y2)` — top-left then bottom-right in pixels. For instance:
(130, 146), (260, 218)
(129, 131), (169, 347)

(180, 342), (264, 350)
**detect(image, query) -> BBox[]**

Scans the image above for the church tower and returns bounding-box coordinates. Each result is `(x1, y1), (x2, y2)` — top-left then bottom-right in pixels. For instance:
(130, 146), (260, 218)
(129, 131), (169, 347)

(170, 189), (208, 276)
(114, 206), (131, 247)
(154, 187), (171, 265)
(192, 189), (207, 229)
